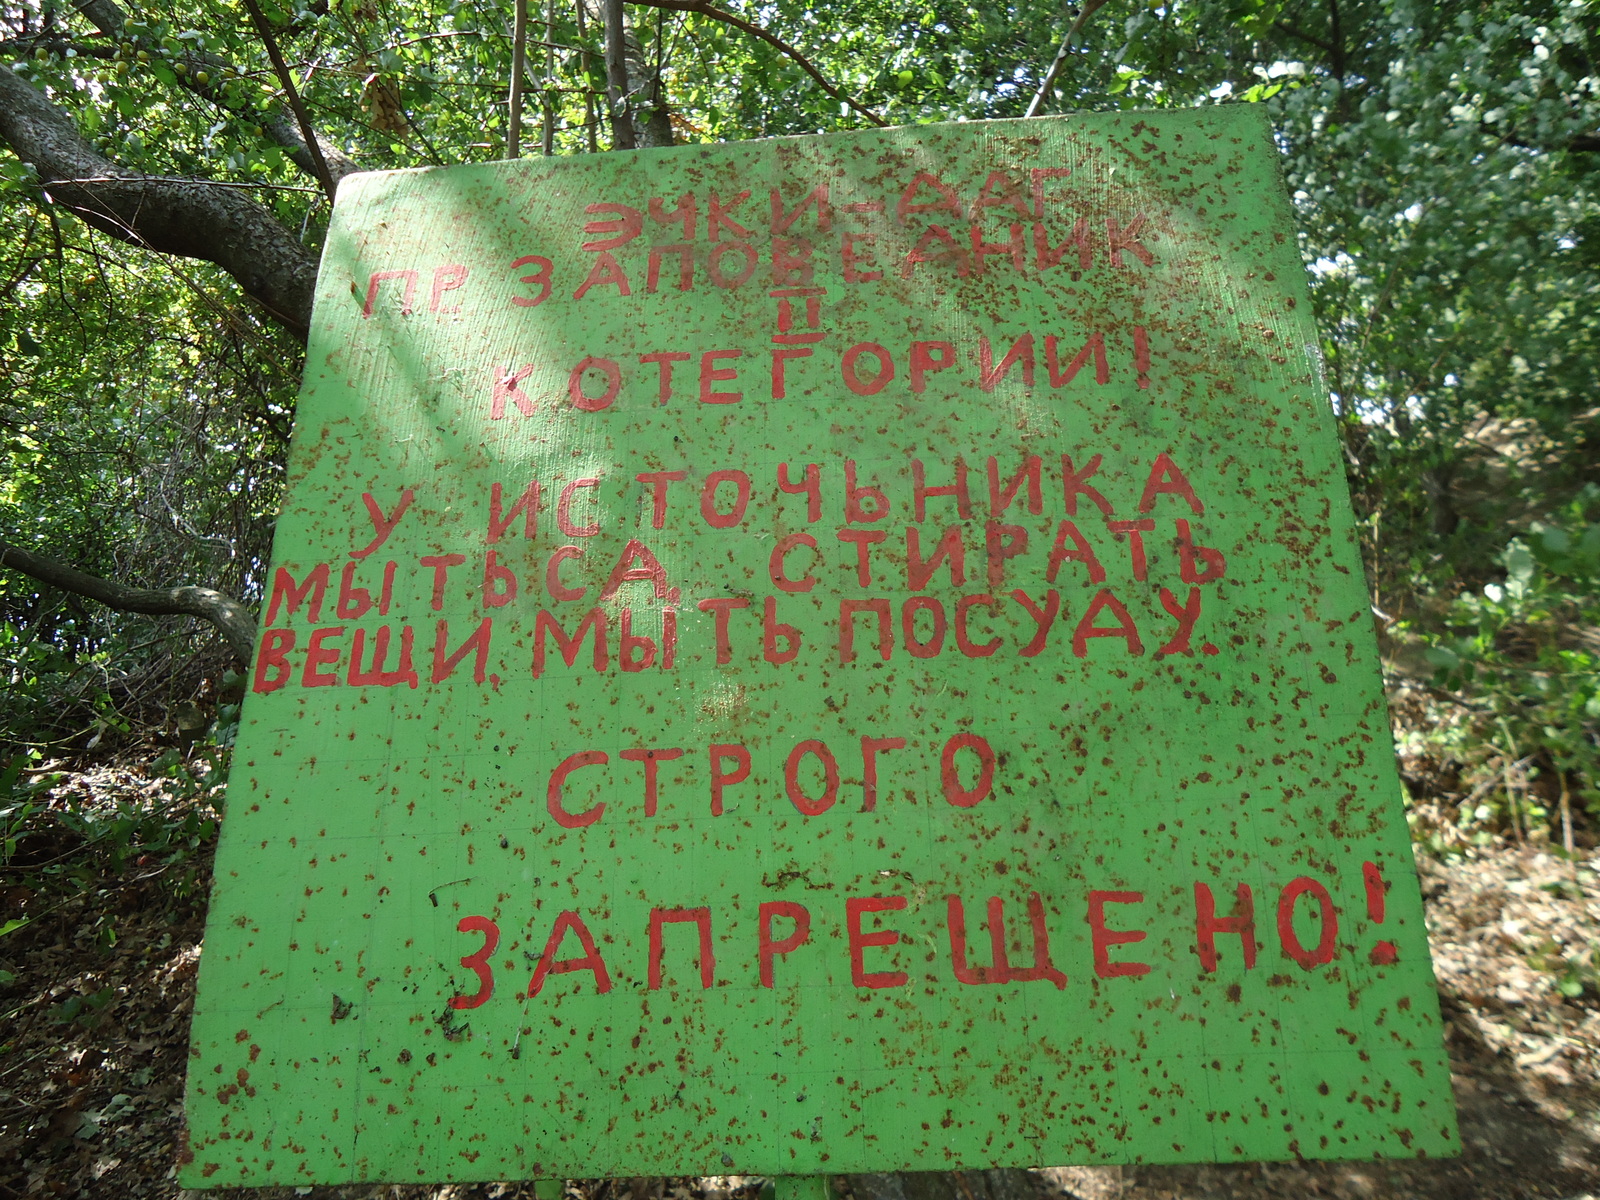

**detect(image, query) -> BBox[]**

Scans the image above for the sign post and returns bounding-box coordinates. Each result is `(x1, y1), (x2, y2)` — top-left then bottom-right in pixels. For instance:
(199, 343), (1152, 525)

(182, 107), (1457, 1187)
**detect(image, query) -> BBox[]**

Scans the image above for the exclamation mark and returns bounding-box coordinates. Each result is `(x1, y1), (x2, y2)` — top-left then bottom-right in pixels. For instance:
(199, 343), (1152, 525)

(1133, 325), (1151, 390)
(1363, 860), (1399, 965)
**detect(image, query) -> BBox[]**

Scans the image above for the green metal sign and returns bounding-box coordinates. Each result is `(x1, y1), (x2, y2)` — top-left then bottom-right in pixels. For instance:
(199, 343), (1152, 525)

(182, 107), (1458, 1187)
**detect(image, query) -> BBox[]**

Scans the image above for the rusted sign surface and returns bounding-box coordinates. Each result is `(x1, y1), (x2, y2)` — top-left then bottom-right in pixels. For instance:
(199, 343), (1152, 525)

(182, 107), (1458, 1186)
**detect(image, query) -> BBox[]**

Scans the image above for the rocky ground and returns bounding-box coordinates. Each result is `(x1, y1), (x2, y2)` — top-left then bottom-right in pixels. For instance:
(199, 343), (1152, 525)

(4, 764), (1600, 1199)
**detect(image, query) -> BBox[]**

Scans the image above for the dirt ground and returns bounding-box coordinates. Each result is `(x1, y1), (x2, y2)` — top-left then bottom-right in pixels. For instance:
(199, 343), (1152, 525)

(4, 765), (1600, 1199)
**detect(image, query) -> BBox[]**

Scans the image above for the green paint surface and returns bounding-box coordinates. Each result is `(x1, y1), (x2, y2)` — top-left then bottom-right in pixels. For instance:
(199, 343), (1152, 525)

(182, 108), (1458, 1186)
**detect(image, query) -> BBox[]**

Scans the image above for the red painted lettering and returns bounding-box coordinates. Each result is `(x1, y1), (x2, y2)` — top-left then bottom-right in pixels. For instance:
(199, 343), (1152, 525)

(546, 749), (607, 828)
(778, 461), (822, 522)
(860, 735), (906, 811)
(1108, 518), (1155, 580)
(1072, 589), (1143, 657)
(841, 342), (895, 395)
(1277, 877), (1338, 969)
(901, 596), (946, 658)
(448, 915), (499, 1010)
(429, 263), (468, 313)
(955, 594), (1002, 657)
(362, 268), (417, 317)
(581, 202), (642, 251)
(491, 364), (537, 419)
(839, 598), (893, 663)
(1044, 333), (1109, 386)
(1009, 588), (1060, 657)
(1087, 890), (1150, 979)
(647, 907), (715, 989)
(431, 617), (491, 683)
(527, 911), (611, 996)
(843, 460), (889, 523)
(1194, 882), (1257, 972)
(346, 624), (418, 688)
(699, 349), (743, 404)
(696, 597), (748, 665)
(763, 596), (801, 664)
(599, 539), (674, 602)
(700, 470), (750, 527)
(620, 747), (684, 817)
(556, 478), (601, 537)
(913, 458), (971, 521)
(758, 901), (811, 987)
(265, 563), (330, 624)
(709, 743), (751, 816)
(837, 528), (887, 587)
(531, 608), (608, 677)
(941, 732), (995, 808)
(251, 628), (295, 694)
(1139, 452), (1204, 515)
(572, 250), (632, 299)
(351, 488), (415, 559)
(906, 526), (967, 590)
(785, 739), (840, 816)
(544, 546), (586, 602)
(487, 481), (540, 542)
(770, 533), (819, 593)
(301, 626), (344, 687)
(1176, 519), (1226, 583)
(420, 553), (467, 611)
(509, 255), (553, 308)
(847, 896), (908, 988)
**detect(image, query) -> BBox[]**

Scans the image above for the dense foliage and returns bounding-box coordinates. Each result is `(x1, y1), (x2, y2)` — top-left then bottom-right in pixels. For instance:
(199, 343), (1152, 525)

(1, 0), (1598, 836)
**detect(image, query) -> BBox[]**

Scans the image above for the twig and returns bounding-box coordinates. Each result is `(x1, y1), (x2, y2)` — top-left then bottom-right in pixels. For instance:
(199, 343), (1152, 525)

(1025, 0), (1109, 119)
(239, 0), (337, 202)
(633, 0), (887, 127)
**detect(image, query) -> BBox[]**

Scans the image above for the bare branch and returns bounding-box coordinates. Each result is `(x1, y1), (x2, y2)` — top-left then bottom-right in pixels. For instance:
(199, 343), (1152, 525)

(0, 537), (257, 665)
(632, 0), (887, 128)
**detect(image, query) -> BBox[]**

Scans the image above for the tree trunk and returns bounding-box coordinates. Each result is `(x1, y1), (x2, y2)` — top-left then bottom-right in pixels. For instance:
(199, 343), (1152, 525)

(593, 0), (675, 150)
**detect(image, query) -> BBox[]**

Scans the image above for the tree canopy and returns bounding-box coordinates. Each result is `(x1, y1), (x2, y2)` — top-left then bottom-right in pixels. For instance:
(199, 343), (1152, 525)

(2, 0), (1599, 822)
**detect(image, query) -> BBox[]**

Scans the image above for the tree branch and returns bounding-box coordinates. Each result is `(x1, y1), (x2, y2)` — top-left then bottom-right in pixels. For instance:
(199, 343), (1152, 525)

(0, 69), (317, 340)
(1273, 19), (1335, 54)
(239, 0), (337, 202)
(631, 0), (886, 128)
(0, 538), (257, 665)
(72, 0), (359, 187)
(1025, 0), (1109, 119)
